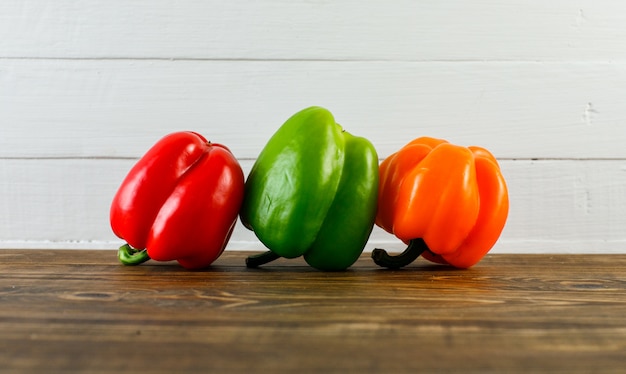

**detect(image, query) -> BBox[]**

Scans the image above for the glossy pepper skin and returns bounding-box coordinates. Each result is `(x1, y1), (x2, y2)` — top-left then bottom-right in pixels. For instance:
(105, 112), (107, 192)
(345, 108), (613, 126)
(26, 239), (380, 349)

(110, 131), (244, 269)
(240, 106), (379, 271)
(373, 137), (509, 269)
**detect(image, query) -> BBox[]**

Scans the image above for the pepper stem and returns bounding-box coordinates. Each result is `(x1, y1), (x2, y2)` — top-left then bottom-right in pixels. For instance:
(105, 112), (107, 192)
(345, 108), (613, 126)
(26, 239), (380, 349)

(246, 251), (281, 268)
(118, 243), (151, 266)
(371, 239), (428, 269)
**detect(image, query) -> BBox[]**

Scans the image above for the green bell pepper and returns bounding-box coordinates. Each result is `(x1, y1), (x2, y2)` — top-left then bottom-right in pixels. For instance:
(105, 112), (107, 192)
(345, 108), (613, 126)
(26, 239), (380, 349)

(240, 106), (379, 270)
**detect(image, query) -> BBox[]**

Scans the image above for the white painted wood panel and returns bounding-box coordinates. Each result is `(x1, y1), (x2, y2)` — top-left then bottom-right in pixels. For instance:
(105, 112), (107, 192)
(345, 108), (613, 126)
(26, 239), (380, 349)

(2, 158), (625, 253)
(1, 1), (625, 61)
(2, 1), (625, 252)
(2, 59), (625, 159)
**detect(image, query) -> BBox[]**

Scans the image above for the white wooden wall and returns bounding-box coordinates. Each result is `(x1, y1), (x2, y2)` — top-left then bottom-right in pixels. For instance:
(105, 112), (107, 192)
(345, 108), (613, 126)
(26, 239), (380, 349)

(2, 1), (626, 253)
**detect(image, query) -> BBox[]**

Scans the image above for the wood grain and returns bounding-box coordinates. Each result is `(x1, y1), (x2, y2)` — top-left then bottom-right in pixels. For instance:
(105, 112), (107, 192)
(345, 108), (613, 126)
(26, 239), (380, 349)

(1, 250), (625, 373)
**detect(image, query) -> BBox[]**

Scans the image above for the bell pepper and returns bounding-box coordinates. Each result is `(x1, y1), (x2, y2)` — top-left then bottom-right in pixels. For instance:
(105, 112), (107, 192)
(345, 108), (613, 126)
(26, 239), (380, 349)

(110, 131), (244, 269)
(240, 106), (379, 271)
(373, 137), (509, 269)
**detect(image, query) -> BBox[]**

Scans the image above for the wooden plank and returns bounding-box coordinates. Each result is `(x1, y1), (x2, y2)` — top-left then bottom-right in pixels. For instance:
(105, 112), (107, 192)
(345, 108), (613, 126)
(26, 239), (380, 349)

(2, 59), (626, 159)
(2, 158), (626, 253)
(498, 159), (626, 253)
(1, 1), (625, 61)
(0, 250), (625, 373)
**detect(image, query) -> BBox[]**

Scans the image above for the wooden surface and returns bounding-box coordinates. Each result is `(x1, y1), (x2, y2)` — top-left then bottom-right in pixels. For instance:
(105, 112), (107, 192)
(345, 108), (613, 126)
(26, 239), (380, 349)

(1, 250), (625, 373)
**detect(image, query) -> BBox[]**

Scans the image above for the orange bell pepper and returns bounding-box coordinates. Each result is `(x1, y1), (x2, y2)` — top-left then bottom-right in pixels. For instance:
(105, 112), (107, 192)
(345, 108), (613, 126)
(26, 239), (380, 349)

(373, 137), (509, 269)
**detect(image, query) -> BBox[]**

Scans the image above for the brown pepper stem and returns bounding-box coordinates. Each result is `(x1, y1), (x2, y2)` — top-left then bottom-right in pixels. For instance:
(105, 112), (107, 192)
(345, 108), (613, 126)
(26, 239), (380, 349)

(371, 239), (428, 269)
(246, 251), (281, 268)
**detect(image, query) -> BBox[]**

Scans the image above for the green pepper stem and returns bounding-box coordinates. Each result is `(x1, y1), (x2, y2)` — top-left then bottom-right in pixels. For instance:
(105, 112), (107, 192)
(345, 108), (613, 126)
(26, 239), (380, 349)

(118, 243), (151, 266)
(246, 251), (281, 268)
(371, 239), (428, 269)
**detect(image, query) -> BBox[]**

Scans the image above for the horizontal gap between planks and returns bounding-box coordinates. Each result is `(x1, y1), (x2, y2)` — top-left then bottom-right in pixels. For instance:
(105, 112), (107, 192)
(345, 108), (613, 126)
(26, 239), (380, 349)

(2, 157), (626, 162)
(1, 57), (626, 64)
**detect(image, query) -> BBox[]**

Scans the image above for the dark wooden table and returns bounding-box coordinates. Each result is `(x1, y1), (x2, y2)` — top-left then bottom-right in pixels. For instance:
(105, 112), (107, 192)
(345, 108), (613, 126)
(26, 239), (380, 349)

(1, 250), (625, 373)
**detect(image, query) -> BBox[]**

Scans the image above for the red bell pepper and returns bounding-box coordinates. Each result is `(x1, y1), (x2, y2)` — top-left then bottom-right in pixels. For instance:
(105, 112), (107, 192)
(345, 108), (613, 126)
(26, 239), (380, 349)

(373, 137), (509, 269)
(110, 131), (244, 269)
